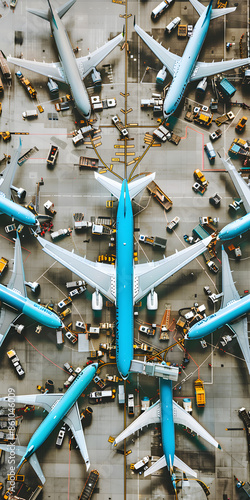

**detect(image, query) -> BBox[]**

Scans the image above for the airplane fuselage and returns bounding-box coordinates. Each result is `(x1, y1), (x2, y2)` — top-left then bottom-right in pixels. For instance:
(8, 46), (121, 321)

(18, 364), (98, 466)
(0, 284), (62, 329)
(217, 213), (250, 241)
(0, 192), (37, 226)
(187, 293), (250, 340)
(48, 4), (91, 118)
(116, 181), (134, 379)
(164, 3), (212, 118)
(160, 379), (175, 475)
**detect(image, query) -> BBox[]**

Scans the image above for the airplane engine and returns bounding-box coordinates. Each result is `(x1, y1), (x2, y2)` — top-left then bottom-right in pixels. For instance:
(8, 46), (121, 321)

(147, 289), (158, 310)
(91, 68), (102, 85)
(17, 187), (26, 200)
(13, 324), (25, 334)
(92, 290), (103, 310)
(196, 77), (207, 93)
(156, 66), (167, 85)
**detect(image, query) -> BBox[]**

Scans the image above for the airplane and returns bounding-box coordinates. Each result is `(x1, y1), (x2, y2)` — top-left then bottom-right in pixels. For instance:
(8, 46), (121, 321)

(134, 0), (250, 120)
(0, 139), (37, 226)
(185, 246), (250, 374)
(7, 0), (123, 120)
(0, 363), (98, 483)
(0, 232), (62, 348)
(34, 172), (213, 379)
(113, 374), (220, 492)
(217, 156), (250, 241)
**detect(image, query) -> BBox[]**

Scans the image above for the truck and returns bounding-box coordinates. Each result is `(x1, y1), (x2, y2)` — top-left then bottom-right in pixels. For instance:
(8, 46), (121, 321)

(193, 109), (213, 127)
(153, 124), (172, 142)
(22, 110), (38, 119)
(146, 180), (173, 211)
(151, 0), (173, 20)
(209, 129), (222, 142)
(7, 349), (25, 377)
(139, 234), (167, 250)
(66, 280), (85, 289)
(17, 73), (37, 99)
(138, 324), (156, 336)
(51, 228), (72, 241)
(165, 16), (181, 34)
(44, 200), (57, 216)
(118, 385), (125, 404)
(215, 111), (235, 126)
(47, 145), (59, 166)
(193, 169), (209, 187)
(79, 469), (99, 500)
(178, 24), (187, 37)
(111, 115), (128, 138)
(194, 378), (206, 407)
(0, 256), (8, 275)
(235, 116), (247, 133)
(72, 125), (96, 146)
(89, 389), (116, 402)
(128, 394), (135, 416)
(58, 296), (72, 309)
(204, 142), (216, 163)
(133, 455), (150, 472)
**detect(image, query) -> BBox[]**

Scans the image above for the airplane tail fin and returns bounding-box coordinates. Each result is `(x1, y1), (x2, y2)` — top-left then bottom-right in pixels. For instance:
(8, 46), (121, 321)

(0, 444), (45, 484)
(189, 0), (236, 19)
(94, 172), (155, 201)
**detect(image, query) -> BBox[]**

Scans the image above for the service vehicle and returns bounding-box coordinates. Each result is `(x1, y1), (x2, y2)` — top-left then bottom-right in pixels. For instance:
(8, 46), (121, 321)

(209, 193), (222, 207)
(204, 142), (216, 163)
(80, 406), (93, 428)
(235, 116), (247, 133)
(75, 321), (86, 331)
(5, 224), (16, 233)
(141, 397), (150, 412)
(166, 216), (180, 232)
(183, 398), (192, 413)
(79, 469), (99, 500)
(165, 16), (181, 34)
(7, 349), (25, 377)
(192, 182), (206, 195)
(65, 331), (77, 344)
(151, 0), (173, 20)
(87, 350), (103, 359)
(51, 227), (71, 241)
(58, 296), (72, 309)
(139, 234), (167, 250)
(187, 24), (193, 37)
(0, 256), (8, 275)
(47, 145), (59, 166)
(118, 385), (125, 404)
(194, 378), (206, 407)
(146, 180), (173, 211)
(178, 24), (187, 37)
(133, 455), (150, 472)
(220, 334), (233, 347)
(22, 109), (38, 119)
(60, 307), (71, 319)
(56, 330), (64, 344)
(139, 324), (156, 336)
(210, 129), (222, 141)
(193, 169), (209, 187)
(111, 115), (128, 137)
(79, 156), (99, 169)
(93, 375), (106, 389)
(88, 327), (100, 335)
(89, 389), (116, 402)
(69, 286), (86, 298)
(44, 200), (57, 216)
(64, 362), (74, 373)
(153, 124), (172, 142)
(66, 280), (85, 289)
(56, 424), (66, 447)
(128, 393), (135, 416)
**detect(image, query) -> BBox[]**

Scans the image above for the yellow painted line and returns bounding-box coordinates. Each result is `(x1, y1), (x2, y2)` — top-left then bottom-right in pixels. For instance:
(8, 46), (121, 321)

(114, 144), (134, 149)
(115, 152), (135, 156)
(111, 158), (120, 162)
(127, 160), (136, 165)
(84, 141), (92, 145)
(95, 142), (102, 147)
(152, 143), (161, 147)
(92, 135), (102, 141)
(128, 123), (138, 127)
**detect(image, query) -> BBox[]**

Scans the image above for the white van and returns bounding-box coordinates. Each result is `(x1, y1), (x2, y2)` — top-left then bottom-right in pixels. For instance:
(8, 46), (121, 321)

(165, 16), (181, 34)
(56, 330), (64, 344)
(151, 0), (173, 20)
(22, 109), (38, 119)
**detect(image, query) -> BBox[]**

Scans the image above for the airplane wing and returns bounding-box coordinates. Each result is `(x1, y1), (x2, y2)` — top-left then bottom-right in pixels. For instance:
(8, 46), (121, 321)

(0, 140), (22, 199)
(134, 236), (212, 303)
(0, 393), (63, 413)
(0, 309), (21, 348)
(114, 400), (161, 446)
(191, 57), (250, 81)
(64, 403), (90, 470)
(0, 445), (45, 484)
(35, 234), (116, 302)
(76, 33), (123, 80)
(220, 157), (250, 214)
(220, 246), (250, 374)
(7, 234), (27, 297)
(7, 57), (66, 83)
(173, 401), (220, 449)
(134, 24), (181, 77)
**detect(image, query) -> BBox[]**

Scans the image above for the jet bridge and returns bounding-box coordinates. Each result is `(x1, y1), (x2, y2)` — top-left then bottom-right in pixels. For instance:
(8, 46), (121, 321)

(130, 359), (179, 381)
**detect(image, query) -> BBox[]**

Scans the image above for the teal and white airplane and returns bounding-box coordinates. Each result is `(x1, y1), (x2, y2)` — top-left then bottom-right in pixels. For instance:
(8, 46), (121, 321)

(135, 0), (250, 120)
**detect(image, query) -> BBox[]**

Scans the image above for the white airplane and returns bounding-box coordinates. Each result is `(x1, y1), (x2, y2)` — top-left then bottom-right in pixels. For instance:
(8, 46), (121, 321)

(114, 377), (220, 492)
(0, 233), (62, 349)
(134, 0), (250, 119)
(34, 171), (213, 379)
(7, 0), (123, 119)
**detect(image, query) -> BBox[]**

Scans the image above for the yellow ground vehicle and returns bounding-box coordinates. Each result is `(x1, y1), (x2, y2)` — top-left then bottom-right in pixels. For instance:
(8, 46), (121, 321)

(194, 169), (208, 187)
(0, 256), (8, 275)
(235, 116), (247, 133)
(195, 378), (206, 407)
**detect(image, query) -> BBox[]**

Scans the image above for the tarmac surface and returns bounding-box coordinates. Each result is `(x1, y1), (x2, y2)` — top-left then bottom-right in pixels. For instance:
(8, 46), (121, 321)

(0, 0), (249, 499)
